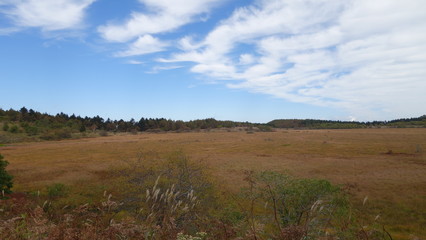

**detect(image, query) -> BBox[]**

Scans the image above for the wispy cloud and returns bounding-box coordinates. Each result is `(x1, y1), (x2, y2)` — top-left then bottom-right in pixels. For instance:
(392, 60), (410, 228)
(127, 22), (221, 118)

(0, 0), (95, 32)
(98, 0), (225, 43)
(163, 0), (426, 120)
(127, 60), (144, 65)
(98, 0), (226, 59)
(0, 26), (20, 35)
(115, 34), (168, 57)
(146, 65), (184, 74)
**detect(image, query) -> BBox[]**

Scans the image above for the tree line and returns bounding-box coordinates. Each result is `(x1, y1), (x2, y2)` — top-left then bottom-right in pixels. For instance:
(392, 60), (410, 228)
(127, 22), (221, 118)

(0, 107), (253, 138)
(0, 107), (425, 142)
(267, 116), (426, 129)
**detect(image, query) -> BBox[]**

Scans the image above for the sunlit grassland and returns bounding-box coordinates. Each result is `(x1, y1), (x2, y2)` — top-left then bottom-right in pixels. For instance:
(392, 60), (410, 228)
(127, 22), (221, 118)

(1, 128), (425, 239)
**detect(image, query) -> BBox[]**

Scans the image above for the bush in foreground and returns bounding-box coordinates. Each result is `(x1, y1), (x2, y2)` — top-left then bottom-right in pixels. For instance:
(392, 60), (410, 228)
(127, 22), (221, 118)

(0, 154), (13, 195)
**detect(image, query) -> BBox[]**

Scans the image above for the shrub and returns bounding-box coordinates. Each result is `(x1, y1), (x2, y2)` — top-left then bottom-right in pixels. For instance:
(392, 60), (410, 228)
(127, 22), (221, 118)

(24, 125), (39, 136)
(258, 125), (273, 132)
(2, 122), (9, 131)
(40, 129), (72, 140)
(47, 183), (68, 198)
(99, 130), (108, 136)
(239, 171), (350, 239)
(0, 154), (13, 195)
(9, 125), (19, 133)
(115, 152), (219, 237)
(55, 129), (72, 139)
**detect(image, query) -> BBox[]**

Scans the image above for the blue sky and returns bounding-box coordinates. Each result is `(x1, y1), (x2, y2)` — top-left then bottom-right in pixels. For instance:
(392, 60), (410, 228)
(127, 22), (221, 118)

(1, 0), (425, 123)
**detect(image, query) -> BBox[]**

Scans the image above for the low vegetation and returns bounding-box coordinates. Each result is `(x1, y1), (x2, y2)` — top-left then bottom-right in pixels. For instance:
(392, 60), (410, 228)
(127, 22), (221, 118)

(0, 153), (393, 239)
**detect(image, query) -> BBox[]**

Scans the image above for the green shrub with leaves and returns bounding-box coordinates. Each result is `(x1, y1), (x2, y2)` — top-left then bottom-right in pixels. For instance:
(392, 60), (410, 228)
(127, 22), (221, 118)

(0, 154), (13, 195)
(240, 171), (351, 239)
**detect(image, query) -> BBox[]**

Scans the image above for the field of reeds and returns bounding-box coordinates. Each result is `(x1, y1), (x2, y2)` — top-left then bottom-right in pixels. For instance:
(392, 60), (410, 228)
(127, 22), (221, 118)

(0, 128), (425, 239)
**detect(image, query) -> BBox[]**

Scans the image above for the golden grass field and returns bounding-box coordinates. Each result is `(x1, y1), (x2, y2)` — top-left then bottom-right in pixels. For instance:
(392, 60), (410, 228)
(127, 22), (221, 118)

(1, 128), (425, 238)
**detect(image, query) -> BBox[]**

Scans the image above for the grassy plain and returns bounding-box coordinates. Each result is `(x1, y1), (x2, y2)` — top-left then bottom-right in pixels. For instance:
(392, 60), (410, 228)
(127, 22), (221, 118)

(1, 128), (425, 238)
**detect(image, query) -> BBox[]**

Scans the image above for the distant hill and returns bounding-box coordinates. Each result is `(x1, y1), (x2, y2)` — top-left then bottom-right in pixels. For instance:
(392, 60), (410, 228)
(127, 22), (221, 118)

(267, 115), (426, 129)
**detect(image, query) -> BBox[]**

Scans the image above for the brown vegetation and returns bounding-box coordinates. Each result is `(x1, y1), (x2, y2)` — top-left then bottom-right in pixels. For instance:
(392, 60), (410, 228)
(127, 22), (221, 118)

(1, 128), (425, 239)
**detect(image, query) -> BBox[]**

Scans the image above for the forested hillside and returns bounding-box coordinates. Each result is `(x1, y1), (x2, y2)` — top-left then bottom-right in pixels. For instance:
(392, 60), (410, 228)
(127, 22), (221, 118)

(268, 116), (426, 129)
(0, 107), (425, 143)
(0, 107), (253, 143)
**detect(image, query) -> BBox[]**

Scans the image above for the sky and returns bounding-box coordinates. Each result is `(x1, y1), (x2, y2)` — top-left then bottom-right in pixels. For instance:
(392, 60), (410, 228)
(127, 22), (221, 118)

(0, 0), (425, 123)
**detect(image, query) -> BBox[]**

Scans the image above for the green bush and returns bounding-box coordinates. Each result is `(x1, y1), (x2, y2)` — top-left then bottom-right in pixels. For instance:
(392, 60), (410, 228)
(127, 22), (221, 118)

(2, 122), (9, 131)
(24, 125), (39, 136)
(240, 171), (350, 239)
(9, 125), (19, 133)
(0, 154), (13, 195)
(47, 183), (69, 198)
(258, 125), (273, 132)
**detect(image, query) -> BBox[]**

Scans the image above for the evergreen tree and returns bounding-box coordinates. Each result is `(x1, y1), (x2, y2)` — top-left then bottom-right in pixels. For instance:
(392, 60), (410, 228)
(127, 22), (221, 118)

(0, 154), (13, 195)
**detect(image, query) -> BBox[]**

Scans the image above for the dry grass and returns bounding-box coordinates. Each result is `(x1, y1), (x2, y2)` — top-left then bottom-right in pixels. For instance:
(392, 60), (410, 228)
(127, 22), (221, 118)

(1, 128), (425, 238)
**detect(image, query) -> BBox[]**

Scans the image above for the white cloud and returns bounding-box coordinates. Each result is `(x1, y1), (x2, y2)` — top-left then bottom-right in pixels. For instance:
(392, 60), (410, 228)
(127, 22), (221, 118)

(0, 0), (95, 31)
(127, 60), (144, 65)
(164, 0), (426, 120)
(98, 0), (225, 43)
(147, 65), (184, 74)
(0, 26), (20, 35)
(239, 54), (255, 65)
(115, 34), (168, 57)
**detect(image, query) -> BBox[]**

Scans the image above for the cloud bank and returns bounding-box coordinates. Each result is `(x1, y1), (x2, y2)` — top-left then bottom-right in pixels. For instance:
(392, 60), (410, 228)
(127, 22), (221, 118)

(162, 0), (426, 120)
(1, 0), (425, 121)
(0, 0), (95, 32)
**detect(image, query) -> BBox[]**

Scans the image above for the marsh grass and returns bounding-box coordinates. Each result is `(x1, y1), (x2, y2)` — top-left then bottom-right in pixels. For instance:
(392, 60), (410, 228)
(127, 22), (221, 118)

(3, 129), (425, 238)
(0, 165), (396, 240)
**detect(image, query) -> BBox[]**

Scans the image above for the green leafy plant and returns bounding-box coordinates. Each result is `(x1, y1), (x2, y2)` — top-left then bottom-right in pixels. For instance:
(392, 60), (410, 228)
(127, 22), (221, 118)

(0, 154), (13, 195)
(239, 171), (351, 239)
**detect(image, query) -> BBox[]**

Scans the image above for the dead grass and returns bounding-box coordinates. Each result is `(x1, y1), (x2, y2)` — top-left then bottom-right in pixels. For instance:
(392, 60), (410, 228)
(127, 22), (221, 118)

(1, 128), (425, 238)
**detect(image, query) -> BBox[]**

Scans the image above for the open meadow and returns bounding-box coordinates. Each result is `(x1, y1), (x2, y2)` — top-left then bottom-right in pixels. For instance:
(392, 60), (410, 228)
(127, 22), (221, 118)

(1, 128), (425, 239)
